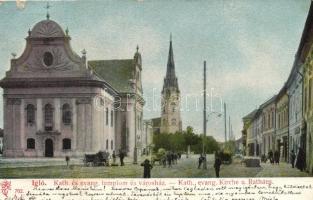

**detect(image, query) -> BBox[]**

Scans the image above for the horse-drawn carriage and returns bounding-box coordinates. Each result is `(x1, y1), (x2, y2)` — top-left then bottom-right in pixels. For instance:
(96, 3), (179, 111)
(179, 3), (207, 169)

(83, 151), (110, 166)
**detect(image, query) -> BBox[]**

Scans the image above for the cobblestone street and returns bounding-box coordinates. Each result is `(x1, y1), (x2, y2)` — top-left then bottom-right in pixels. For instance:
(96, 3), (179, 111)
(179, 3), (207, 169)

(0, 154), (309, 178)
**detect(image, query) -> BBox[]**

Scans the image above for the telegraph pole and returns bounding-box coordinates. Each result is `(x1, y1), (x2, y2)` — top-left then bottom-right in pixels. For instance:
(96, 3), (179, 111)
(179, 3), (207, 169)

(229, 116), (231, 141)
(224, 103), (227, 143)
(203, 61), (207, 169)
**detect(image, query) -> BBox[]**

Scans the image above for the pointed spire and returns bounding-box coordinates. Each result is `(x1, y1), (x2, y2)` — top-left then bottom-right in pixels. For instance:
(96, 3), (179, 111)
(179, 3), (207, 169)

(163, 34), (179, 91)
(136, 45), (139, 52)
(166, 33), (175, 78)
(65, 27), (69, 35)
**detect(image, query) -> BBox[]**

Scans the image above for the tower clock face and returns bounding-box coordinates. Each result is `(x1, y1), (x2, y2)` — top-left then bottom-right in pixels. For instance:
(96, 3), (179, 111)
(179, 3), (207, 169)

(43, 51), (53, 67)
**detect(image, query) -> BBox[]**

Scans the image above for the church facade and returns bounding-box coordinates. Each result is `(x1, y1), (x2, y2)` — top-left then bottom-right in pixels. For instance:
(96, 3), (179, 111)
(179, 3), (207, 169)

(0, 17), (144, 158)
(160, 38), (182, 133)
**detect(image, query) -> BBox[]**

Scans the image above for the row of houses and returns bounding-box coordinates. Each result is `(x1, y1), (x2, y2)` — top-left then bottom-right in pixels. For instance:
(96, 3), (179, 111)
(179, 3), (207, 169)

(242, 2), (313, 174)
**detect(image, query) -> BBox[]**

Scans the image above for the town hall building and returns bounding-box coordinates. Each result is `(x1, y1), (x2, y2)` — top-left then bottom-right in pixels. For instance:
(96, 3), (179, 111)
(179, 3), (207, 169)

(0, 16), (145, 158)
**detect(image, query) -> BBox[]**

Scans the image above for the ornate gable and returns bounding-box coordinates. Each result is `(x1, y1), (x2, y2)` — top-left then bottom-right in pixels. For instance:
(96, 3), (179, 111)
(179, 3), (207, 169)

(6, 19), (88, 79)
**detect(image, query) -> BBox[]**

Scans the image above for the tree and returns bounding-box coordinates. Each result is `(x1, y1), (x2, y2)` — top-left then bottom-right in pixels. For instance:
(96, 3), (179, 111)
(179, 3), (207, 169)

(152, 126), (219, 155)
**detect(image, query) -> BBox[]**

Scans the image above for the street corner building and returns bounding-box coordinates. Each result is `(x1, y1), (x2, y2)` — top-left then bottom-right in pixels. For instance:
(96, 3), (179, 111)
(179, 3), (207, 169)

(0, 17), (146, 158)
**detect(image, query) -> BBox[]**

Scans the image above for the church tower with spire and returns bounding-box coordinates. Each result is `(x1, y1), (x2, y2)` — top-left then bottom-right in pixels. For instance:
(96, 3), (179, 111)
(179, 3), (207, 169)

(160, 35), (182, 133)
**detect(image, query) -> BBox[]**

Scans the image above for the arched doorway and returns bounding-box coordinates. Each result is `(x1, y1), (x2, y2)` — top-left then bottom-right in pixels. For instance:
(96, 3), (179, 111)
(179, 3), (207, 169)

(45, 139), (54, 157)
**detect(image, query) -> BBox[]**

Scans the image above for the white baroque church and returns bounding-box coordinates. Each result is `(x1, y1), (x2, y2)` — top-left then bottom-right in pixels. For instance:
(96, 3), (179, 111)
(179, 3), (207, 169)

(0, 16), (145, 157)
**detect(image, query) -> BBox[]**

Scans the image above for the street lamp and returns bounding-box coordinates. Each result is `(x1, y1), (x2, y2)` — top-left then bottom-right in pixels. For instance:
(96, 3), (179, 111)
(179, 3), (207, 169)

(202, 111), (222, 169)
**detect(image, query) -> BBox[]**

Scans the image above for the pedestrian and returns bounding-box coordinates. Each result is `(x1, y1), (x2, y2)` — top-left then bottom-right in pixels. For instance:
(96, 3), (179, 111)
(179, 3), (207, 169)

(167, 152), (172, 168)
(171, 152), (175, 165)
(198, 154), (204, 169)
(214, 153), (222, 178)
(268, 150), (274, 164)
(274, 150), (280, 165)
(65, 156), (70, 167)
(112, 150), (116, 164)
(162, 155), (167, 168)
(173, 153), (178, 164)
(290, 150), (296, 168)
(119, 149), (125, 166)
(295, 147), (305, 172)
(141, 159), (153, 178)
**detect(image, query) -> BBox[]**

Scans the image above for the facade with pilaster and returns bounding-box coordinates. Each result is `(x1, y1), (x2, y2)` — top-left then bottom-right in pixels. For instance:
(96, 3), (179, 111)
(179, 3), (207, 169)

(0, 17), (144, 158)
(275, 88), (289, 162)
(260, 96), (276, 156)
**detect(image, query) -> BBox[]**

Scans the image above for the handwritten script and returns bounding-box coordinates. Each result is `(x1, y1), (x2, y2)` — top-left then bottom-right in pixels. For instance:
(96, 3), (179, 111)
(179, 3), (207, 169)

(0, 178), (312, 200)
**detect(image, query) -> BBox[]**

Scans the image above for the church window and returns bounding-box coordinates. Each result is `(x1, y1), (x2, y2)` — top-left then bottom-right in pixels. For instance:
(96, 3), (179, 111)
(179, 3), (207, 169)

(26, 104), (35, 124)
(62, 104), (72, 125)
(171, 118), (176, 125)
(111, 110), (114, 127)
(44, 104), (53, 131)
(27, 138), (35, 149)
(106, 139), (109, 150)
(106, 108), (109, 125)
(43, 52), (53, 67)
(171, 102), (176, 113)
(111, 140), (114, 150)
(62, 138), (71, 150)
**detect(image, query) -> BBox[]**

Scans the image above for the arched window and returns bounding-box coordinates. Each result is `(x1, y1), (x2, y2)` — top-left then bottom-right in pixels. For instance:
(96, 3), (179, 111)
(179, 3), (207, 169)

(106, 139), (109, 150)
(111, 140), (114, 150)
(62, 138), (71, 150)
(27, 138), (35, 149)
(44, 104), (53, 131)
(106, 108), (109, 125)
(171, 102), (176, 113)
(62, 104), (72, 125)
(111, 110), (114, 127)
(171, 118), (176, 125)
(26, 104), (35, 124)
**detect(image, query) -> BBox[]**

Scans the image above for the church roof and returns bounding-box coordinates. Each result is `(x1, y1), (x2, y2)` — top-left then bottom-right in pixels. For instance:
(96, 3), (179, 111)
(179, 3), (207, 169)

(30, 19), (66, 38)
(88, 59), (135, 93)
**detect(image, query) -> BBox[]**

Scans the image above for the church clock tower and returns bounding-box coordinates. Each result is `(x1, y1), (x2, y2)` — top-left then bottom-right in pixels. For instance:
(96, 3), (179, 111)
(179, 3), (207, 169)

(160, 36), (182, 133)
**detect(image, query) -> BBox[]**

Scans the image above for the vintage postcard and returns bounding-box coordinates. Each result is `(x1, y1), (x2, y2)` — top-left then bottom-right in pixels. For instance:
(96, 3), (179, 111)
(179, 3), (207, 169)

(0, 0), (313, 199)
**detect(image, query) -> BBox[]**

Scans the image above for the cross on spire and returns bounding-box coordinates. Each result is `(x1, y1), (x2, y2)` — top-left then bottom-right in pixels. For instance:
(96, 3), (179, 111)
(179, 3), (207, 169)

(45, 2), (51, 20)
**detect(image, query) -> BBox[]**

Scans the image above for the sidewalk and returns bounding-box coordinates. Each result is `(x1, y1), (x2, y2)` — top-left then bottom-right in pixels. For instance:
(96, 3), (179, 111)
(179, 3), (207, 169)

(256, 161), (309, 177)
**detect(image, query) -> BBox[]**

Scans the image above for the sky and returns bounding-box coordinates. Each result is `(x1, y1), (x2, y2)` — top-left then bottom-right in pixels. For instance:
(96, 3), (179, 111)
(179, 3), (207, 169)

(0, 0), (311, 142)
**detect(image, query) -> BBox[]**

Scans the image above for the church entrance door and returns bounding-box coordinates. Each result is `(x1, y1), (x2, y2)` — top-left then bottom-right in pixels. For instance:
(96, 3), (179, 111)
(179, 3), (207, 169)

(45, 139), (54, 157)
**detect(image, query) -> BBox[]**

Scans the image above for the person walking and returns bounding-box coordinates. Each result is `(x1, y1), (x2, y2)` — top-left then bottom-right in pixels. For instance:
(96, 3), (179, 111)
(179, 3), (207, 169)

(141, 159), (153, 178)
(112, 150), (116, 164)
(167, 152), (172, 168)
(290, 150), (296, 168)
(268, 150), (274, 164)
(274, 150), (280, 165)
(198, 154), (204, 169)
(65, 156), (70, 167)
(162, 155), (167, 168)
(296, 147), (305, 172)
(214, 153), (222, 178)
(119, 149), (125, 166)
